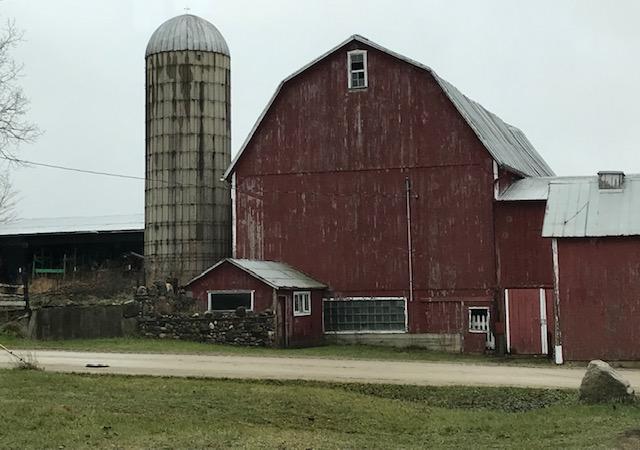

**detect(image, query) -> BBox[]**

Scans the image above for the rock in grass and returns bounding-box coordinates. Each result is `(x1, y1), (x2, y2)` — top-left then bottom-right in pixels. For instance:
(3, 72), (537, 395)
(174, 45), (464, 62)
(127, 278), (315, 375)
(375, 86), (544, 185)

(579, 360), (635, 403)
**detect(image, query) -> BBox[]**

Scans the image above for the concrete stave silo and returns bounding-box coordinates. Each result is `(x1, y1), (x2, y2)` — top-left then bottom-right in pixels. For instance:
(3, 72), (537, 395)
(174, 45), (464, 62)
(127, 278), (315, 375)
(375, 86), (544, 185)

(145, 14), (231, 284)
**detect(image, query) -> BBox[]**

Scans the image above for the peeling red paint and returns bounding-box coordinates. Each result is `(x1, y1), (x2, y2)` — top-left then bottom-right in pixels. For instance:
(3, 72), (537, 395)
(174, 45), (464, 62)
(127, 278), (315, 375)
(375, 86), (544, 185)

(558, 238), (640, 361)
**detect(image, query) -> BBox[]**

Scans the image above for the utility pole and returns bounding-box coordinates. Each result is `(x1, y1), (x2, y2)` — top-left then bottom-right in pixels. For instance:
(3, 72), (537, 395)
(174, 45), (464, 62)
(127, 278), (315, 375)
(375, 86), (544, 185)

(20, 266), (30, 316)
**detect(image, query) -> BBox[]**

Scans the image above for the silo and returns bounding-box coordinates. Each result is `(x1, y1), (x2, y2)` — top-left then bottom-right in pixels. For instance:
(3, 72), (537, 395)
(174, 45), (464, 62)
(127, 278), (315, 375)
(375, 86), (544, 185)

(145, 14), (231, 284)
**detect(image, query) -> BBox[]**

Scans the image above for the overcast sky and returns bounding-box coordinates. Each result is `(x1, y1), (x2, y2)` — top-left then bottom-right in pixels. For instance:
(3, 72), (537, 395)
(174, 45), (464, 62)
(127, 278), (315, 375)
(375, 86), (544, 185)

(3, 0), (639, 219)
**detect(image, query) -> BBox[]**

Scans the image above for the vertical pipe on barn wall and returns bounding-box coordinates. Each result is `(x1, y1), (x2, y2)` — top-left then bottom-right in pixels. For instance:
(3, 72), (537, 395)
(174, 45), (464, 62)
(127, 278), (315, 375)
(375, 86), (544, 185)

(551, 238), (563, 364)
(231, 173), (237, 258)
(405, 177), (414, 304)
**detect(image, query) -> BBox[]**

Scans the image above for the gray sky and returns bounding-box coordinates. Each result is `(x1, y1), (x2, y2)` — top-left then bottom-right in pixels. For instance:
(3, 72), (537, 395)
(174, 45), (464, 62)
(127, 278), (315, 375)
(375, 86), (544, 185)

(3, 0), (640, 218)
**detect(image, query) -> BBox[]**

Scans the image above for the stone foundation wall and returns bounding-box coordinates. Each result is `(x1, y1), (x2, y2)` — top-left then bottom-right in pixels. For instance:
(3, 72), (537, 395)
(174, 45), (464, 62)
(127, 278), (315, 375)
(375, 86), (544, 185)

(28, 303), (139, 340)
(324, 332), (462, 352)
(138, 311), (276, 347)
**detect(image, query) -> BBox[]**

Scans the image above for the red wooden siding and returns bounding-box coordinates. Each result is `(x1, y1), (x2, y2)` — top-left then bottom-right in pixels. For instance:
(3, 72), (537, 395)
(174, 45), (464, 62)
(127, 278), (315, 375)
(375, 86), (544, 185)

(558, 238), (640, 361)
(495, 201), (553, 289)
(188, 262), (274, 312)
(278, 289), (324, 347)
(233, 41), (499, 335)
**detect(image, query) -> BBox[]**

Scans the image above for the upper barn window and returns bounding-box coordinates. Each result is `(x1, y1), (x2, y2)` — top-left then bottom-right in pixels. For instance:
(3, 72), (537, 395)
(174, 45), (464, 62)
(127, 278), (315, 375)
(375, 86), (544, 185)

(347, 50), (368, 89)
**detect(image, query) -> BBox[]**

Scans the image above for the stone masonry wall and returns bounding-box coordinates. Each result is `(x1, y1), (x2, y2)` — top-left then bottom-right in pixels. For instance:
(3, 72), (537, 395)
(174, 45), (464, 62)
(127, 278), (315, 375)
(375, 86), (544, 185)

(138, 310), (276, 347)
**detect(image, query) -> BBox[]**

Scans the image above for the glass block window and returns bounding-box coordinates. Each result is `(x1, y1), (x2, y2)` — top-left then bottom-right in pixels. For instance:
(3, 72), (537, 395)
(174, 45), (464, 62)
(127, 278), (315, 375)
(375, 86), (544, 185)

(348, 50), (368, 89)
(323, 297), (406, 332)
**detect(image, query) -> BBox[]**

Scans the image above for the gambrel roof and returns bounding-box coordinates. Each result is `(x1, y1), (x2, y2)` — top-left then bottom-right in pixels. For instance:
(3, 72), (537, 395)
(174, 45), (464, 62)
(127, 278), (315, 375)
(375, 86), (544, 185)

(224, 35), (554, 180)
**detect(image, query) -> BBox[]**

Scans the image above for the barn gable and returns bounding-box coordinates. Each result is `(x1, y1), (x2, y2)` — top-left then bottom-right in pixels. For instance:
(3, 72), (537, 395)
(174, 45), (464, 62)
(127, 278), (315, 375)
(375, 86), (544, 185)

(224, 34), (553, 180)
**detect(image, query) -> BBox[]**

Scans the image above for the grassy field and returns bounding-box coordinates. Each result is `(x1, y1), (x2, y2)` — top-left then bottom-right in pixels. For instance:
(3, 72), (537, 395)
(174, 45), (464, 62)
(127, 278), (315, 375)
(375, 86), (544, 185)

(0, 369), (638, 449)
(0, 335), (555, 366)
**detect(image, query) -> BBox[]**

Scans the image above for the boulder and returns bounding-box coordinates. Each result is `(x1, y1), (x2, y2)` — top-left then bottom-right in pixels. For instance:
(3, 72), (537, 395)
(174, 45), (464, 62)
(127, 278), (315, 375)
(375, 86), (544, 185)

(122, 300), (140, 318)
(579, 360), (635, 403)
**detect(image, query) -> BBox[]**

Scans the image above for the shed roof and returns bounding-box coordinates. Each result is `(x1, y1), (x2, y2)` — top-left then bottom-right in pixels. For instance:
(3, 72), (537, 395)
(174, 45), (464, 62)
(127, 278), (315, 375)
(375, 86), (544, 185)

(146, 14), (229, 57)
(0, 214), (144, 237)
(542, 175), (640, 237)
(187, 258), (327, 290)
(224, 34), (553, 180)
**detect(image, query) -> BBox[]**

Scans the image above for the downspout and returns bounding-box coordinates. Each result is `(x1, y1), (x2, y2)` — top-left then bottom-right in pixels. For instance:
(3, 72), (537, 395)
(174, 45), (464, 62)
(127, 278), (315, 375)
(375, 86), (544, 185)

(552, 238), (563, 364)
(405, 177), (414, 304)
(231, 172), (237, 258)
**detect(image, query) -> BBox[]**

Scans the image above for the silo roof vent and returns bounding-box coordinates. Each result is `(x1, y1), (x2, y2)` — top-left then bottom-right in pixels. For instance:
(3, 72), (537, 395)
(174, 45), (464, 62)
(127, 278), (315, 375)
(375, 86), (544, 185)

(598, 171), (625, 190)
(146, 14), (229, 57)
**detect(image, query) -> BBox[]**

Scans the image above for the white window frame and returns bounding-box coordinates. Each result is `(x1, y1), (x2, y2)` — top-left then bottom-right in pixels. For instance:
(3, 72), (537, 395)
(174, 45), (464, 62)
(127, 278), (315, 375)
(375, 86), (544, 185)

(468, 307), (490, 333)
(347, 50), (368, 89)
(207, 290), (254, 312)
(293, 291), (312, 317)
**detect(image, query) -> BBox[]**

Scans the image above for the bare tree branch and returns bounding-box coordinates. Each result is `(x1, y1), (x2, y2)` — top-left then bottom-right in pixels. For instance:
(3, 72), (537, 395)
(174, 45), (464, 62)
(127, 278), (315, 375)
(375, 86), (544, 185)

(0, 170), (16, 223)
(0, 16), (39, 220)
(0, 18), (39, 160)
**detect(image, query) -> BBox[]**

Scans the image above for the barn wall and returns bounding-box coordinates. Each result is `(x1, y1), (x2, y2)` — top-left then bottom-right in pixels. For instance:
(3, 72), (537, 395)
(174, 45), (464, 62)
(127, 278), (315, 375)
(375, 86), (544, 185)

(495, 201), (553, 289)
(558, 237), (640, 361)
(188, 262), (274, 313)
(233, 41), (498, 336)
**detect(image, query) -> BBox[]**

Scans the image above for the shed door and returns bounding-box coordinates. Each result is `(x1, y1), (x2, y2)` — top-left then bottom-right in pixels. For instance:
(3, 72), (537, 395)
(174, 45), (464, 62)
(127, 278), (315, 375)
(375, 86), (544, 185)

(505, 289), (553, 355)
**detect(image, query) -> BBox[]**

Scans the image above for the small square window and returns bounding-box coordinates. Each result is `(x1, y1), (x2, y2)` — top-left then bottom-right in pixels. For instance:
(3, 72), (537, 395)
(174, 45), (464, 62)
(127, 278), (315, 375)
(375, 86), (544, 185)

(293, 291), (311, 316)
(347, 50), (368, 89)
(468, 307), (490, 333)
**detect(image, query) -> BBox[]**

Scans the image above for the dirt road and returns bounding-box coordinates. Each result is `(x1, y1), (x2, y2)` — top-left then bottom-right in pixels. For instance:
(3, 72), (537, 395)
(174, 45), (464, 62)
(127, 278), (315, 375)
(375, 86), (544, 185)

(2, 350), (639, 389)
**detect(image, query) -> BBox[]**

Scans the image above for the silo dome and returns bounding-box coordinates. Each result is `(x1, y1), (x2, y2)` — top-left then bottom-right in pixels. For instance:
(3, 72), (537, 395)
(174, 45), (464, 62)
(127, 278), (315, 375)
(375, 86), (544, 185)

(145, 14), (229, 57)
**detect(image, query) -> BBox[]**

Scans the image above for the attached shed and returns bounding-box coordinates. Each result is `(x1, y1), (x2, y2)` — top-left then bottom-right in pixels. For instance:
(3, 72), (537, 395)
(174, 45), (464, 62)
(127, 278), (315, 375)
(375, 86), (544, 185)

(186, 259), (327, 347)
(542, 172), (640, 361)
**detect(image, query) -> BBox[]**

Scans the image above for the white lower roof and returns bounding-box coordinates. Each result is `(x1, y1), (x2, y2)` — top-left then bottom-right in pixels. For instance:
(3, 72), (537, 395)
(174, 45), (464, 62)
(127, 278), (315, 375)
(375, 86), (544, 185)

(0, 214), (144, 237)
(497, 176), (588, 201)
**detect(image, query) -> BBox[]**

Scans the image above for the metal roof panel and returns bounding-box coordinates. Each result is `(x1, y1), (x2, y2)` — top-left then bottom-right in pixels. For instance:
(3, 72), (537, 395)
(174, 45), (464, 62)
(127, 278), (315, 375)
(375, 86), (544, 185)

(542, 175), (640, 237)
(498, 176), (587, 201)
(0, 214), (144, 237)
(187, 258), (326, 289)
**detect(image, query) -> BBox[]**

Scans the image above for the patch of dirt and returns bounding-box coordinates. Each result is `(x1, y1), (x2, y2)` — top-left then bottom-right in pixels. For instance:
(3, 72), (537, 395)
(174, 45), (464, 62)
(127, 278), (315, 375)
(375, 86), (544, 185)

(617, 429), (640, 449)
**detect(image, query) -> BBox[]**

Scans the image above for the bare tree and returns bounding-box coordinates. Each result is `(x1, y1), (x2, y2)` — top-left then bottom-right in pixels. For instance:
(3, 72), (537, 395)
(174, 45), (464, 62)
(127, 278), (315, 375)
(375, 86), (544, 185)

(0, 20), (38, 157)
(0, 18), (39, 220)
(0, 170), (15, 222)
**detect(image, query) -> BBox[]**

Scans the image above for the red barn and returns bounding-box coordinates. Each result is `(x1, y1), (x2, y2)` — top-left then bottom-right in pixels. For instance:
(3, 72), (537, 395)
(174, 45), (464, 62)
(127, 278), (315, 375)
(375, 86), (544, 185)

(541, 172), (640, 361)
(202, 35), (557, 352)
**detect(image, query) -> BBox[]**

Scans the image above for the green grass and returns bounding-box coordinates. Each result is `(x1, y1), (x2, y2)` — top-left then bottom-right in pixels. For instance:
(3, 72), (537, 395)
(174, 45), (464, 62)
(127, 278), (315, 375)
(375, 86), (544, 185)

(0, 369), (638, 449)
(0, 335), (555, 366)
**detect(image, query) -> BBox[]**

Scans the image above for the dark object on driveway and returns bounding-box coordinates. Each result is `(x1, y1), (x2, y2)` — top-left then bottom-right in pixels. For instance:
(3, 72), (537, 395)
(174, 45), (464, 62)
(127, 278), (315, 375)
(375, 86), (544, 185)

(85, 363), (110, 368)
(579, 360), (635, 403)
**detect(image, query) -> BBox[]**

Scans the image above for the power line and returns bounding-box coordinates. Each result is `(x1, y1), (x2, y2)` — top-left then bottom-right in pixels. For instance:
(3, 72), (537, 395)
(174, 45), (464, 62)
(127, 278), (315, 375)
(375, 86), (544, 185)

(1, 155), (146, 181)
(0, 154), (428, 199)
